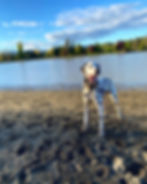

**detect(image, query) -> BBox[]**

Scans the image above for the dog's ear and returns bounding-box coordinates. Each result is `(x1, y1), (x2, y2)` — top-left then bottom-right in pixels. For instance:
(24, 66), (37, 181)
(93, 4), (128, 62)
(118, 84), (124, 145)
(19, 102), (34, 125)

(94, 63), (101, 74)
(80, 64), (86, 73)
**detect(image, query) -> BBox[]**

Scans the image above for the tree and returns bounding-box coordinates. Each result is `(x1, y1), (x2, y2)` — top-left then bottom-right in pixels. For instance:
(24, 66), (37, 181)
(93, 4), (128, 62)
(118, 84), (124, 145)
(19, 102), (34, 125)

(17, 42), (24, 59)
(95, 44), (103, 53)
(74, 45), (84, 55)
(124, 42), (133, 52)
(116, 41), (125, 51)
(87, 45), (96, 54)
(46, 49), (54, 57)
(102, 43), (115, 53)
(0, 53), (4, 61)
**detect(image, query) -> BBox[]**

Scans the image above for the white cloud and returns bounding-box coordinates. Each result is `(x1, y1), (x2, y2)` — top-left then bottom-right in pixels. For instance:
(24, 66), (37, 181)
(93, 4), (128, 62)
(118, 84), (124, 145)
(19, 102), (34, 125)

(2, 21), (39, 28)
(45, 3), (147, 43)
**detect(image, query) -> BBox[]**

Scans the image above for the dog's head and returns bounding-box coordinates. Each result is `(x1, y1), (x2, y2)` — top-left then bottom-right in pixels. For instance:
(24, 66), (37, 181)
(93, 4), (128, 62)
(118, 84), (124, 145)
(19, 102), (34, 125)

(81, 62), (101, 85)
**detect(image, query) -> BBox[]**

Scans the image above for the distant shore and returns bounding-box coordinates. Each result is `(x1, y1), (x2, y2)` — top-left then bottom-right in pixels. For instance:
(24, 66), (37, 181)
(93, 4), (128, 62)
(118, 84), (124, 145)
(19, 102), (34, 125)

(1, 36), (147, 62)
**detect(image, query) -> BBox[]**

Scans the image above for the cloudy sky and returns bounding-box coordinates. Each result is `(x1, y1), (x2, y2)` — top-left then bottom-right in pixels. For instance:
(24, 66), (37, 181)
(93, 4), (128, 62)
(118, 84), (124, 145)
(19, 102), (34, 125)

(1, 0), (147, 51)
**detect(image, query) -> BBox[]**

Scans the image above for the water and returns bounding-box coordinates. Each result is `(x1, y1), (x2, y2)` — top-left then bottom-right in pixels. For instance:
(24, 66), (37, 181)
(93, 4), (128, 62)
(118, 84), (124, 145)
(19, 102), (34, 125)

(0, 52), (147, 90)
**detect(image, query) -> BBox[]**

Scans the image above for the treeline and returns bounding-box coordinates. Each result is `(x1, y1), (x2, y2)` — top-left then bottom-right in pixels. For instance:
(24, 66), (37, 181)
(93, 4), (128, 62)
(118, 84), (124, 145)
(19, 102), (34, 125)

(1, 37), (147, 61)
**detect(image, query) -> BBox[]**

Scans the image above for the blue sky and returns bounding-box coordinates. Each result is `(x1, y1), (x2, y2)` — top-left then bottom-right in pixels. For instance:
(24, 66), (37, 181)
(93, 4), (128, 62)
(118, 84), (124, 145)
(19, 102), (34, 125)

(1, 0), (147, 51)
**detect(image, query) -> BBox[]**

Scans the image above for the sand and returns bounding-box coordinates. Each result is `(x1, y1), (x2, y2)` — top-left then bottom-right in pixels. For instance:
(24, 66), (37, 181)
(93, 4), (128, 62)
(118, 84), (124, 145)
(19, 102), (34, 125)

(0, 90), (146, 184)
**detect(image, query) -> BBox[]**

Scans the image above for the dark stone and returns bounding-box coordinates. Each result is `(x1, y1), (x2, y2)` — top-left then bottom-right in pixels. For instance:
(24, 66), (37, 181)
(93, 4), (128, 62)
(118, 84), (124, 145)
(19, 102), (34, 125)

(5, 122), (14, 129)
(85, 157), (91, 164)
(142, 144), (147, 151)
(142, 177), (147, 184)
(105, 155), (113, 166)
(67, 151), (74, 162)
(53, 178), (62, 184)
(119, 178), (127, 184)
(1, 174), (12, 183)
(54, 148), (62, 160)
(17, 144), (29, 156)
(17, 169), (26, 182)
(115, 140), (125, 148)
(43, 139), (52, 146)
(78, 146), (86, 156)
(99, 144), (107, 152)
(126, 161), (143, 175)
(96, 168), (105, 177)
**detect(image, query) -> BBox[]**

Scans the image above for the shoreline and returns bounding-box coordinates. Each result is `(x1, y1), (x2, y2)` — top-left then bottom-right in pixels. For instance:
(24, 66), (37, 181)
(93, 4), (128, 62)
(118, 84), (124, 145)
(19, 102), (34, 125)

(1, 50), (147, 63)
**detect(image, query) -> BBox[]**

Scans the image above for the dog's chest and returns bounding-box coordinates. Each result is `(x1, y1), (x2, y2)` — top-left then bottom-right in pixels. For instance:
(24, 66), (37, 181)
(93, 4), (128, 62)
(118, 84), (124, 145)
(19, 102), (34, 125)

(83, 78), (114, 103)
(96, 78), (113, 94)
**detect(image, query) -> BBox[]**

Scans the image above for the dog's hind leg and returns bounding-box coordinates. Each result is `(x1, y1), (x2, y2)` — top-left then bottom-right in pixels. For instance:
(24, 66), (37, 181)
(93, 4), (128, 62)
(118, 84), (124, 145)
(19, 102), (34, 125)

(82, 98), (90, 131)
(93, 93), (105, 137)
(107, 93), (122, 120)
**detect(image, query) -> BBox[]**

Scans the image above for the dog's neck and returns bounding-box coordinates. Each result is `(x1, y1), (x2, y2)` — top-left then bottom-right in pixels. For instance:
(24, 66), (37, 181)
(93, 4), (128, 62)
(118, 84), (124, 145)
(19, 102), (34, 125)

(84, 78), (98, 90)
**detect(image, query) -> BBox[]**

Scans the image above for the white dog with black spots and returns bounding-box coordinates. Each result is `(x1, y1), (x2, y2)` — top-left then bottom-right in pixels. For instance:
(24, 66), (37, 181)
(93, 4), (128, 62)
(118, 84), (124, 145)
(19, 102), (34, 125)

(81, 62), (122, 137)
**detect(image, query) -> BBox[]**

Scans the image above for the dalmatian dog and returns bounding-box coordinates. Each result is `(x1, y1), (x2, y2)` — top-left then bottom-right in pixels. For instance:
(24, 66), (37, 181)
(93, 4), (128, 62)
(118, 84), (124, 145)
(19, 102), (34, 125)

(81, 62), (122, 137)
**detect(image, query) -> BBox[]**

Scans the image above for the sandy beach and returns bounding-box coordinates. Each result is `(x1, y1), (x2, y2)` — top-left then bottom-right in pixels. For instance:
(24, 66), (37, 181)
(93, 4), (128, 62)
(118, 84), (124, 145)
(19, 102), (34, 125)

(0, 90), (146, 184)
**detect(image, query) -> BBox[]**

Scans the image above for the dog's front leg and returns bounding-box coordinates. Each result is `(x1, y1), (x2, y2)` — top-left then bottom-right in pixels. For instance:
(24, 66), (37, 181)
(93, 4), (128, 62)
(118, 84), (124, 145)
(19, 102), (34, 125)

(82, 101), (89, 131)
(98, 103), (105, 137)
(93, 93), (105, 137)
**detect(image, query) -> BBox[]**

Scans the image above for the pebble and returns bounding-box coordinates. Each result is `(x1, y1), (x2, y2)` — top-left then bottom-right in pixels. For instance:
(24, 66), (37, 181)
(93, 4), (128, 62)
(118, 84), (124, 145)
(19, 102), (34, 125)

(142, 151), (147, 162)
(113, 157), (125, 173)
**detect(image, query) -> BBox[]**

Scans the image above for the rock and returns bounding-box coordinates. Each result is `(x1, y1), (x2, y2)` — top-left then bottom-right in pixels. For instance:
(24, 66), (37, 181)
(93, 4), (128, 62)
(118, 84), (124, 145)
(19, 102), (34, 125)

(126, 161), (144, 176)
(95, 165), (109, 180)
(125, 173), (142, 184)
(141, 177), (147, 184)
(142, 151), (147, 162)
(0, 173), (13, 184)
(74, 163), (83, 173)
(142, 144), (147, 151)
(119, 178), (127, 184)
(125, 173), (133, 181)
(113, 157), (125, 173)
(115, 139), (126, 148)
(36, 139), (51, 156)
(77, 145), (86, 156)
(16, 142), (31, 156)
(129, 176), (141, 184)
(17, 169), (26, 183)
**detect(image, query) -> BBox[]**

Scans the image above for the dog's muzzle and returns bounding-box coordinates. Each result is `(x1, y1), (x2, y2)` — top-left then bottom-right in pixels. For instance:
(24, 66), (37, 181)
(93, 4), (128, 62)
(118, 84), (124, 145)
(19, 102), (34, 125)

(88, 75), (97, 84)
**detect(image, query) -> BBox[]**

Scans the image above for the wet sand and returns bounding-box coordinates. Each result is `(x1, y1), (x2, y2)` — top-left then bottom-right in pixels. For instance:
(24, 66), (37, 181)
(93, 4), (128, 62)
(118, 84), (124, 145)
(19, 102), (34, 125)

(0, 90), (146, 184)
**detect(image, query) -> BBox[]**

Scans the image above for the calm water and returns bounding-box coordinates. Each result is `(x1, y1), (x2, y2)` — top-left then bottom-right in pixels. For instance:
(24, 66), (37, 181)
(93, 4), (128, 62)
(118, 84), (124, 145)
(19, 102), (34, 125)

(0, 52), (147, 90)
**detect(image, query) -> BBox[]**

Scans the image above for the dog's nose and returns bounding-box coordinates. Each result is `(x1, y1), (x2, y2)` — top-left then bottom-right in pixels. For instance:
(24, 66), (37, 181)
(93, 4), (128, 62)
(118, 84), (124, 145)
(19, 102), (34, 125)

(89, 75), (97, 83)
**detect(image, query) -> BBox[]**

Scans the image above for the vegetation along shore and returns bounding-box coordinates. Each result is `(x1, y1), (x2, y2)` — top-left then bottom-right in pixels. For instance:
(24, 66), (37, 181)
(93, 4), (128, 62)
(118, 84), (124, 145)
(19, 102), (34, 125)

(1, 37), (147, 62)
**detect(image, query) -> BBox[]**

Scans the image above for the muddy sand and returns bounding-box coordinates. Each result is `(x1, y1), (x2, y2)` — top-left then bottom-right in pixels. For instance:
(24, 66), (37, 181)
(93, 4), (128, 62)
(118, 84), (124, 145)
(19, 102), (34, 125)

(0, 90), (146, 184)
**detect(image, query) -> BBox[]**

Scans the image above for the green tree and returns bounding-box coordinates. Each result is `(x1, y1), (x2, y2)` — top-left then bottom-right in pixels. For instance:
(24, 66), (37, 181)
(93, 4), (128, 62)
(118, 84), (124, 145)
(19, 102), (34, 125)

(74, 45), (84, 55)
(124, 42), (133, 52)
(102, 43), (115, 53)
(95, 44), (103, 53)
(46, 48), (54, 57)
(17, 42), (24, 59)
(0, 53), (4, 61)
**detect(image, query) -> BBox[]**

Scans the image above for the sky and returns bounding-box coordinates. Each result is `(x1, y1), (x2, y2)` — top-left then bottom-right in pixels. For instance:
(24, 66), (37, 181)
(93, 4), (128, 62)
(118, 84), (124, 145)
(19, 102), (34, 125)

(1, 0), (147, 51)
